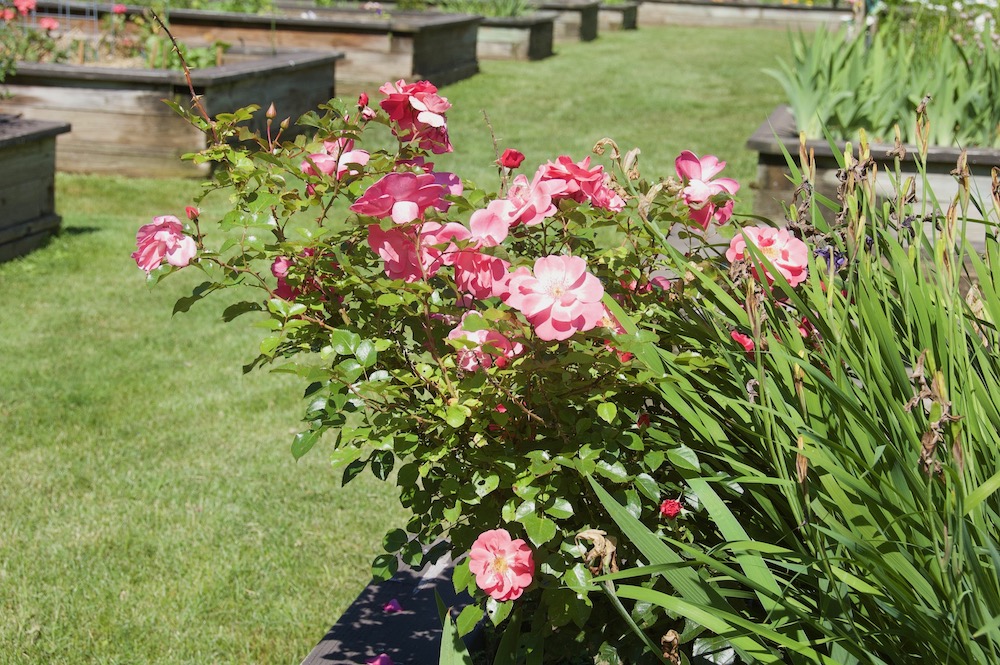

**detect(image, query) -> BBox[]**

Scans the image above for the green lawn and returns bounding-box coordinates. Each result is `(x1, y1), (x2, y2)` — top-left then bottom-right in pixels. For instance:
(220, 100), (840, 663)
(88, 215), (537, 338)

(0, 24), (791, 665)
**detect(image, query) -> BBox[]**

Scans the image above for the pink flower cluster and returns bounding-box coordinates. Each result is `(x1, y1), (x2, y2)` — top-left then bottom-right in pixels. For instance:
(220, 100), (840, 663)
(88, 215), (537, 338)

(299, 137), (370, 194)
(469, 529), (535, 602)
(726, 225), (809, 287)
(675, 150), (739, 229)
(448, 312), (523, 372)
(13, 0), (34, 14)
(379, 79), (453, 154)
(131, 215), (197, 273)
(37, 15), (57, 29)
(537, 155), (625, 213)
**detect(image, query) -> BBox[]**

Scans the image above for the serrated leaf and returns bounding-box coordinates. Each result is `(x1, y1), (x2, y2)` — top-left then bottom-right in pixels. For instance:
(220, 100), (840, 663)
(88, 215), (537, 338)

(596, 460), (629, 483)
(330, 328), (361, 356)
(355, 339), (377, 367)
(519, 514), (557, 546)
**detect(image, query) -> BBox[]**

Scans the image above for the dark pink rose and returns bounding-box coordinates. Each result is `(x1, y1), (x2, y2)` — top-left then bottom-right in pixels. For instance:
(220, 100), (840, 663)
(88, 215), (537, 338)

(132, 215), (197, 273)
(498, 148), (525, 169)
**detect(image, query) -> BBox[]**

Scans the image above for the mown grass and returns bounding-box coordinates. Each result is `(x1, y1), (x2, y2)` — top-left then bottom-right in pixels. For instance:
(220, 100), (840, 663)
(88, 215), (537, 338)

(0, 24), (791, 664)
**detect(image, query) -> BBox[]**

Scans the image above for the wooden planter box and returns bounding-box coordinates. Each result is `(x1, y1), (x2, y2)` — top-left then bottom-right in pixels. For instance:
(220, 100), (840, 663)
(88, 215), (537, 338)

(0, 49), (342, 178)
(163, 6), (480, 98)
(747, 105), (999, 250)
(479, 11), (557, 60)
(598, 1), (638, 30)
(299, 555), (481, 665)
(637, 0), (849, 28)
(0, 116), (71, 262)
(535, 0), (600, 41)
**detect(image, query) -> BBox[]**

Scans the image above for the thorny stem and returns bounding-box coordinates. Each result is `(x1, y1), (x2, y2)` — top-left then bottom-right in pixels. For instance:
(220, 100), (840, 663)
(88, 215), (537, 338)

(148, 10), (218, 145)
(482, 110), (508, 196)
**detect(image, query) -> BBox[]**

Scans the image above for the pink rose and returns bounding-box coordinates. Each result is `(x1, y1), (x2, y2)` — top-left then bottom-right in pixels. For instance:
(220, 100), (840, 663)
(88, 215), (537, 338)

(37, 16), (57, 30)
(300, 137), (370, 192)
(378, 79), (453, 154)
(13, 0), (34, 15)
(675, 150), (740, 228)
(468, 529), (535, 601)
(184, 206), (200, 221)
(448, 313), (523, 372)
(367, 221), (469, 283)
(726, 226), (809, 287)
(1, 8), (15, 20)
(453, 251), (510, 300)
(131, 215), (197, 273)
(498, 148), (525, 169)
(500, 255), (605, 342)
(503, 173), (562, 227)
(537, 156), (624, 212)
(112, 3), (127, 13)
(350, 172), (446, 224)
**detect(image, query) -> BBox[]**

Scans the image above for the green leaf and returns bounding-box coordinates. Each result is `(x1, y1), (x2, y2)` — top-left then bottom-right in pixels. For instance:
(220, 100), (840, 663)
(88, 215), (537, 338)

(456, 604), (483, 637)
(519, 514), (557, 546)
(487, 597), (513, 625)
(355, 339), (377, 367)
(597, 402), (618, 423)
(291, 428), (322, 460)
(544, 497), (574, 519)
(371, 553), (398, 583)
(492, 607), (522, 665)
(667, 445), (700, 471)
(595, 460), (629, 483)
(473, 473), (500, 498)
(329, 446), (361, 470)
(438, 593), (474, 665)
(221, 300), (261, 322)
(446, 405), (468, 428)
(382, 528), (408, 553)
(329, 328), (361, 356)
(634, 473), (660, 502)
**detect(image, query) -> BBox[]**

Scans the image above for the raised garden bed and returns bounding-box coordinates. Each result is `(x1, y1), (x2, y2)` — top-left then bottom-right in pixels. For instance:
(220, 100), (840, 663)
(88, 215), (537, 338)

(0, 49), (343, 177)
(598, 1), (638, 30)
(534, 0), (600, 41)
(161, 6), (480, 97)
(638, 0), (850, 29)
(0, 115), (71, 262)
(478, 11), (557, 60)
(299, 554), (481, 665)
(747, 105), (998, 250)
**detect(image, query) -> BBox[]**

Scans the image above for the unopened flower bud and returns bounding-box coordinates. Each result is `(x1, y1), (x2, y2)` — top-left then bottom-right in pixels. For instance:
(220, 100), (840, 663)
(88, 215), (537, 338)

(185, 206), (200, 221)
(659, 499), (682, 519)
(280, 117), (290, 130)
(266, 102), (277, 120)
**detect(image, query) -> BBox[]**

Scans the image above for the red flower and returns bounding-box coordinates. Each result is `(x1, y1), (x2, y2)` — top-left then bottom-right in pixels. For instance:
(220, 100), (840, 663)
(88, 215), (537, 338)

(659, 499), (682, 519)
(498, 148), (525, 169)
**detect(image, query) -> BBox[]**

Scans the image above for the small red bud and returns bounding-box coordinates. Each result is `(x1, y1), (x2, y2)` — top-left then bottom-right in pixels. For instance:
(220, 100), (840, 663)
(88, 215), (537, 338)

(497, 148), (525, 169)
(185, 206), (200, 221)
(358, 92), (369, 108)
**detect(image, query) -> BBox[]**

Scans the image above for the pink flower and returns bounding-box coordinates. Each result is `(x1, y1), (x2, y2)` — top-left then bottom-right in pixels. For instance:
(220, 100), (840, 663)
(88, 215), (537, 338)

(1, 8), (15, 20)
(131, 215), (197, 273)
(731, 330), (755, 354)
(468, 529), (535, 602)
(498, 148), (525, 169)
(13, 0), (34, 15)
(300, 138), (370, 190)
(468, 200), (511, 247)
(112, 3), (127, 13)
(500, 255), (605, 342)
(382, 598), (402, 613)
(725, 226), (809, 287)
(454, 251), (510, 300)
(350, 172), (446, 224)
(37, 15), (57, 29)
(675, 150), (740, 228)
(503, 173), (561, 227)
(378, 79), (453, 154)
(367, 222), (468, 282)
(448, 313), (523, 372)
(660, 499), (682, 519)
(537, 156), (625, 212)
(366, 655), (393, 665)
(184, 206), (199, 221)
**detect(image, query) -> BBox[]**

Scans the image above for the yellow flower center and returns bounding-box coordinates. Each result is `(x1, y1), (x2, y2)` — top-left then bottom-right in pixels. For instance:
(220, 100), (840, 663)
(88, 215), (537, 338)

(490, 556), (510, 575)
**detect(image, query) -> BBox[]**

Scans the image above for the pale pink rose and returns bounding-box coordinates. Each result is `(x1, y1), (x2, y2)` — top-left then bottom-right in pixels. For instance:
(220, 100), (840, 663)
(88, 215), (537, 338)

(504, 172), (561, 227)
(1, 8), (15, 20)
(367, 222), (468, 282)
(37, 16), (57, 29)
(448, 313), (523, 372)
(501, 255), (605, 342)
(419, 221), (471, 272)
(378, 79), (452, 154)
(468, 529), (535, 601)
(350, 172), (446, 224)
(453, 251), (510, 300)
(13, 0), (34, 15)
(300, 138), (369, 189)
(536, 156), (625, 212)
(726, 226), (809, 287)
(131, 215), (197, 273)
(468, 200), (511, 247)
(675, 150), (740, 228)
(112, 3), (127, 13)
